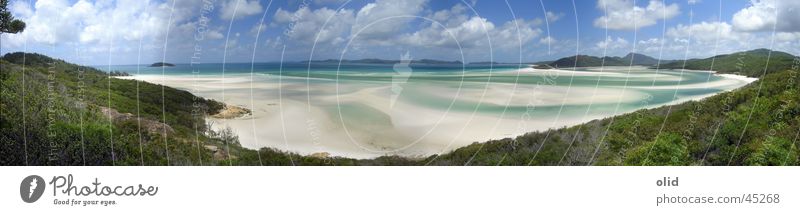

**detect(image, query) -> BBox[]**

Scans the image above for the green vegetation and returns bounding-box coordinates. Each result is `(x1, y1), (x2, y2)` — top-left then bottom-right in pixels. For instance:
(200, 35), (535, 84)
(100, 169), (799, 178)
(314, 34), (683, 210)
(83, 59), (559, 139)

(2, 49), (798, 166)
(621, 53), (666, 65)
(657, 49), (796, 77)
(624, 134), (691, 166)
(549, 55), (620, 68)
(745, 136), (798, 166)
(547, 53), (670, 68)
(0, 0), (26, 34)
(0, 53), (231, 165)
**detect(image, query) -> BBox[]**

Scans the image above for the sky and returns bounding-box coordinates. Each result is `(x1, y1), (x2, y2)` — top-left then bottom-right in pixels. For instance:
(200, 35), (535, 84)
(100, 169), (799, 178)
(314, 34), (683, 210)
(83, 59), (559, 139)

(0, 0), (798, 65)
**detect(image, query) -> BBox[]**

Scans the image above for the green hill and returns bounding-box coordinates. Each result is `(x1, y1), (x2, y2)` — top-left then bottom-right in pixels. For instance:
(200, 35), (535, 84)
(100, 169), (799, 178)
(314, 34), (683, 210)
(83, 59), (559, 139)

(548, 55), (624, 68)
(0, 53), (229, 165)
(621, 52), (667, 66)
(657, 49), (796, 77)
(547, 53), (668, 68)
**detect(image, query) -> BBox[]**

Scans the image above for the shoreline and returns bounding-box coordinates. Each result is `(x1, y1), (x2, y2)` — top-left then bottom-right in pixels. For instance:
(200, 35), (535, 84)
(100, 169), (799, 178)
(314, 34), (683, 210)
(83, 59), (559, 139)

(211, 104), (252, 119)
(115, 68), (757, 159)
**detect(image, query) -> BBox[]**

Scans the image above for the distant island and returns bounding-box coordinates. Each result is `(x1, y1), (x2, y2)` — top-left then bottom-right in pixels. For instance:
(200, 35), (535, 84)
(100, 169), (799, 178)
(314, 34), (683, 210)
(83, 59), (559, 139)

(546, 52), (673, 68)
(149, 62), (175, 67)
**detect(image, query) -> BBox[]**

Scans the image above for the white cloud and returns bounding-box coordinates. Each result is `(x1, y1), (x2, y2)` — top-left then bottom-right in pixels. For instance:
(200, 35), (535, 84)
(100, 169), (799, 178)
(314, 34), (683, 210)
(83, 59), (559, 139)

(0, 0), (213, 65)
(249, 23), (267, 36)
(220, 0), (263, 20)
(271, 1), (540, 52)
(350, 0), (427, 40)
(732, 0), (800, 32)
(658, 22), (790, 59)
(400, 16), (494, 49)
(666, 21), (740, 42)
(493, 19), (543, 49)
(775, 32), (800, 41)
(312, 0), (349, 6)
(636, 38), (664, 53)
(398, 16), (543, 52)
(9, 0), (34, 17)
(2, 0), (175, 46)
(539, 36), (556, 45)
(273, 6), (355, 45)
(430, 4), (469, 27)
(595, 36), (629, 50)
(631, 37), (688, 55)
(445, 16), (494, 45)
(594, 0), (680, 30)
(638, 38), (661, 46)
(397, 4), (544, 51)
(207, 30), (225, 40)
(545, 11), (563, 22)
(732, 0), (776, 31)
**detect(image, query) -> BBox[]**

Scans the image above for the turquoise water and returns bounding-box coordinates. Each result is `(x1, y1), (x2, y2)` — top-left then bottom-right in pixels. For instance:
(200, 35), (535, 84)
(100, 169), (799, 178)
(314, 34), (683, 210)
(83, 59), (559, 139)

(105, 63), (753, 157)
(103, 62), (521, 75)
(104, 63), (744, 120)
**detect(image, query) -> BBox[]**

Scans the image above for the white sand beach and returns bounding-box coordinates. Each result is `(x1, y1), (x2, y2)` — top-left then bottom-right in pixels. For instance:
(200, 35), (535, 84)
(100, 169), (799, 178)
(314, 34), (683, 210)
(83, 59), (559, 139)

(118, 67), (755, 158)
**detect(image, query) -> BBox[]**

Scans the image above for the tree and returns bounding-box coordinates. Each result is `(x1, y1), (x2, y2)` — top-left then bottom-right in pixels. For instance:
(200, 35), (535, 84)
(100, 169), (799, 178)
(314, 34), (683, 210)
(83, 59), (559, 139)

(0, 0), (26, 34)
(625, 133), (692, 166)
(745, 137), (799, 166)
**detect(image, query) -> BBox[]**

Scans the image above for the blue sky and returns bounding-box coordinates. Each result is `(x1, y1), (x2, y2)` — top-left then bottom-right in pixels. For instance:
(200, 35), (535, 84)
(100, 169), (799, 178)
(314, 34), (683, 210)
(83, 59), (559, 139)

(1, 0), (798, 65)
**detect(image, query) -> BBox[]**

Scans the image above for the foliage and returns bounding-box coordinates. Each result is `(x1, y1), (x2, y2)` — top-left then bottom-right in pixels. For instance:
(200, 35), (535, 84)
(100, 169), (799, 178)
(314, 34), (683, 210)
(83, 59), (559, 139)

(657, 49), (797, 77)
(0, 53), (225, 165)
(547, 53), (668, 68)
(549, 55), (626, 68)
(624, 133), (691, 166)
(745, 137), (798, 166)
(0, 0), (25, 34)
